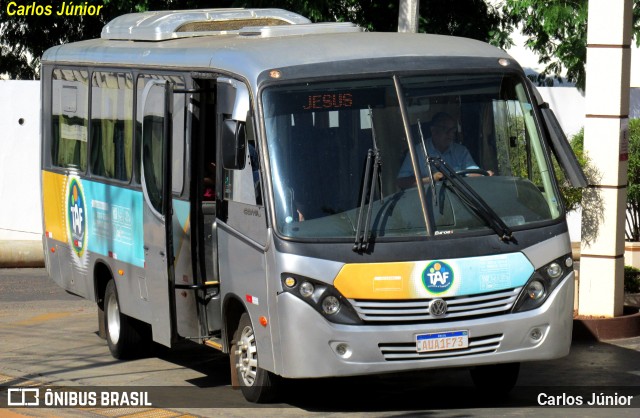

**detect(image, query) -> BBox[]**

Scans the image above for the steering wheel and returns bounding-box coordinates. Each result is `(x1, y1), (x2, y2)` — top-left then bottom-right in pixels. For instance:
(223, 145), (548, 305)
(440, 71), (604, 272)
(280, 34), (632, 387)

(455, 168), (490, 177)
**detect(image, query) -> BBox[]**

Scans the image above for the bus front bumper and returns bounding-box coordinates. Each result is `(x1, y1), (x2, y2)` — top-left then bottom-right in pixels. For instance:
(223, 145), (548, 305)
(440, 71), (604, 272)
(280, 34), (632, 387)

(275, 273), (574, 378)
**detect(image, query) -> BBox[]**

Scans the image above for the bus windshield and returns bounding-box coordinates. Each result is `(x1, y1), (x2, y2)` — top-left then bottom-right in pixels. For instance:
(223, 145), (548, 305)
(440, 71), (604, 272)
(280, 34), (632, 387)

(262, 73), (562, 241)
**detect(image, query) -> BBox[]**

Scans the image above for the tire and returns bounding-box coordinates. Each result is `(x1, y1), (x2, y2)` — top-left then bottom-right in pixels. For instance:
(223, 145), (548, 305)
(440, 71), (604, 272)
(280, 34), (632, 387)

(104, 280), (146, 359)
(232, 312), (279, 403)
(470, 362), (520, 396)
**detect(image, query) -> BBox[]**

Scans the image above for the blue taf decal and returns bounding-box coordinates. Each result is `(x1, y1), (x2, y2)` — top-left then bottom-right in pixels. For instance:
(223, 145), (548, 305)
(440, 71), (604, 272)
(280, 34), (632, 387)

(422, 261), (454, 294)
(67, 177), (87, 257)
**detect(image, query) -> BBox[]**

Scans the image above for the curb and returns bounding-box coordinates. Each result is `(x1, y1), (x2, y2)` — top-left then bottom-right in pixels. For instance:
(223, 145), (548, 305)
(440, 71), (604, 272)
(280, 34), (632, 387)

(573, 306), (640, 341)
(0, 240), (45, 268)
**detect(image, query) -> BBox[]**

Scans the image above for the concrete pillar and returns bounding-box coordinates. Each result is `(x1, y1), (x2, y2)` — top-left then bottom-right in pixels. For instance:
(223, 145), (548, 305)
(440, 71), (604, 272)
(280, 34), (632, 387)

(398, 0), (420, 33)
(579, 0), (633, 317)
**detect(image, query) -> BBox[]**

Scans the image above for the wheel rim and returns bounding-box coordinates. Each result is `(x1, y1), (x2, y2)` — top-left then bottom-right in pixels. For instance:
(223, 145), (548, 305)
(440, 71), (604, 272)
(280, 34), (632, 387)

(236, 325), (258, 386)
(106, 292), (120, 345)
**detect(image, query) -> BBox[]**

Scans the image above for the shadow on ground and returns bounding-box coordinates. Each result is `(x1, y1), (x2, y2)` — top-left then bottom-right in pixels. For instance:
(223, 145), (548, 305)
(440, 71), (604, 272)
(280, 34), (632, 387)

(152, 338), (640, 411)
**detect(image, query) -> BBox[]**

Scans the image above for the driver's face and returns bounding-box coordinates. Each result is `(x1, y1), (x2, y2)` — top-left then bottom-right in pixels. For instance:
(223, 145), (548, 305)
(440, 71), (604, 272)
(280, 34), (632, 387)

(430, 119), (457, 152)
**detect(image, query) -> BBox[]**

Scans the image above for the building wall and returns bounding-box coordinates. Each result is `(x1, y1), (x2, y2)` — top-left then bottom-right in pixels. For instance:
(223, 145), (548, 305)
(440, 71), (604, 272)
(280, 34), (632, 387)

(0, 80), (43, 266)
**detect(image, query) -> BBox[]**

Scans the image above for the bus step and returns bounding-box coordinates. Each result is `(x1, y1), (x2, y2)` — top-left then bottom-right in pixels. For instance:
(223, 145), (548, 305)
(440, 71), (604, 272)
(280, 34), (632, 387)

(204, 337), (223, 351)
(174, 281), (219, 291)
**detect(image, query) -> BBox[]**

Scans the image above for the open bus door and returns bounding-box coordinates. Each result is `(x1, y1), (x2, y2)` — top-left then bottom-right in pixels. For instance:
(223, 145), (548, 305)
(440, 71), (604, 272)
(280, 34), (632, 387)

(140, 80), (176, 347)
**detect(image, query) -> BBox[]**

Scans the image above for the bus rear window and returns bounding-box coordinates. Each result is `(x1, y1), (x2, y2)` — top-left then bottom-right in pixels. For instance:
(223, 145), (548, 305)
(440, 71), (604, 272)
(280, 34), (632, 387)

(51, 69), (89, 171)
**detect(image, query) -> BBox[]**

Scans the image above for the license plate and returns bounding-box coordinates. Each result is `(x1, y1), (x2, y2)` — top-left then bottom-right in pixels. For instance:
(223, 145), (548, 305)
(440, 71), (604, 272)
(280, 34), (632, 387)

(416, 330), (469, 353)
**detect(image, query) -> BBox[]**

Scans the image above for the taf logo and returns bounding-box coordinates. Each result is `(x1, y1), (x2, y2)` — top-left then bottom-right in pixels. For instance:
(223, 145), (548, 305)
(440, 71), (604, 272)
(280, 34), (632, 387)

(422, 261), (454, 293)
(67, 177), (87, 257)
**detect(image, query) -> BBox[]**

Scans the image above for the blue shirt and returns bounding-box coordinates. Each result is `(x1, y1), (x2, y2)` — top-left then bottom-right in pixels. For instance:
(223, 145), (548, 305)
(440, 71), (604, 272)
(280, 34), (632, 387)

(397, 137), (478, 178)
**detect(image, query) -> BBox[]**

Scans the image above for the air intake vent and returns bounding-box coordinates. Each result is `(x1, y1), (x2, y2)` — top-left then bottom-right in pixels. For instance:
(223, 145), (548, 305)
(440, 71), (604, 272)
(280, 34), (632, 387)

(239, 22), (363, 38)
(101, 8), (311, 41)
(176, 18), (291, 33)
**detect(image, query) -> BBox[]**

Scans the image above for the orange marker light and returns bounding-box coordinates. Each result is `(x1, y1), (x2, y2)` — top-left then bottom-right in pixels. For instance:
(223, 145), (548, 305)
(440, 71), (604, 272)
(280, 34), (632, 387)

(50, 247), (55, 253)
(118, 269), (125, 276)
(259, 316), (268, 327)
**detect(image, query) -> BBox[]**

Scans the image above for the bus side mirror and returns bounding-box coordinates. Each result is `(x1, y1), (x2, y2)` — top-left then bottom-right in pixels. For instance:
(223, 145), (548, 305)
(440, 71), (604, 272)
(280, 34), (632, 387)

(218, 78), (250, 170)
(222, 119), (246, 170)
(540, 105), (588, 188)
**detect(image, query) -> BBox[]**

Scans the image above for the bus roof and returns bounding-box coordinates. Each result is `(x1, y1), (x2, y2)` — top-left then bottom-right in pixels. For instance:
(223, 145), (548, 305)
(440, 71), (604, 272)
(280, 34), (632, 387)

(42, 9), (515, 84)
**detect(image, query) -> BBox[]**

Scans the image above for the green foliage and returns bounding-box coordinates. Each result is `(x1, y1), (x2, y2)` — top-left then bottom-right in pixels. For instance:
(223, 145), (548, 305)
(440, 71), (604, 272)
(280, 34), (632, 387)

(0, 0), (144, 79)
(624, 265), (640, 293)
(563, 120), (640, 242)
(626, 119), (640, 240)
(0, 0), (233, 79)
(202, 0), (514, 44)
(418, 0), (512, 48)
(1, 0), (512, 79)
(502, 0), (640, 91)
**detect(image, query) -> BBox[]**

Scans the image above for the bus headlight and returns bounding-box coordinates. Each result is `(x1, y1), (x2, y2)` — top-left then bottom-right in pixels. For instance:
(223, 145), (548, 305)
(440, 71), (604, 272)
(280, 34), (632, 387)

(513, 254), (573, 313)
(299, 281), (314, 298)
(526, 280), (545, 300)
(322, 296), (340, 315)
(280, 274), (361, 324)
(546, 262), (563, 279)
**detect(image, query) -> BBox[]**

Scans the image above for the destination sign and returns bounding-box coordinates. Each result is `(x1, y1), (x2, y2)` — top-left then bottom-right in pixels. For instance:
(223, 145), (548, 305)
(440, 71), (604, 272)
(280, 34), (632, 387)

(263, 86), (387, 117)
(303, 93), (353, 110)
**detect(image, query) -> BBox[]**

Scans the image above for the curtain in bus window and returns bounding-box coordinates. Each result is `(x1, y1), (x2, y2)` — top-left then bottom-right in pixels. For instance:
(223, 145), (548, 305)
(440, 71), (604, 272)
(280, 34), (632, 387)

(90, 72), (133, 181)
(52, 69), (88, 171)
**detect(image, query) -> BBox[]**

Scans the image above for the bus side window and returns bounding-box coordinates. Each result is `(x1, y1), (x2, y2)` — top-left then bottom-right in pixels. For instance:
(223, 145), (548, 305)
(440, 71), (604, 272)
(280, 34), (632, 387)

(51, 69), (89, 171)
(90, 71), (133, 182)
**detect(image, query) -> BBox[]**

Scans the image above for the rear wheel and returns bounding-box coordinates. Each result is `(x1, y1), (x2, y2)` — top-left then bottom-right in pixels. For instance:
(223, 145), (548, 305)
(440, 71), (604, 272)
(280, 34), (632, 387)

(104, 280), (147, 359)
(232, 312), (279, 403)
(470, 362), (520, 396)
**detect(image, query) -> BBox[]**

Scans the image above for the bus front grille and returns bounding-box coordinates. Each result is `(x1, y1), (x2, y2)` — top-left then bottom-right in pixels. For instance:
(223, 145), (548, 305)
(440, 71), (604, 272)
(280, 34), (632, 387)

(379, 333), (503, 361)
(349, 287), (521, 323)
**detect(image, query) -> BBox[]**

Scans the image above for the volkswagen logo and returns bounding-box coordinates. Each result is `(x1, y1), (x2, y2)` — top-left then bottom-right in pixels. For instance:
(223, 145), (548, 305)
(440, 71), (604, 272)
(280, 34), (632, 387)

(429, 298), (448, 317)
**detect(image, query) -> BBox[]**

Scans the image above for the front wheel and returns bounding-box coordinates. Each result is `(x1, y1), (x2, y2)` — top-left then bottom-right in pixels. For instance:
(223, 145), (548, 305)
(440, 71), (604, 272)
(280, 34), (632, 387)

(232, 312), (279, 403)
(470, 362), (520, 396)
(104, 280), (147, 359)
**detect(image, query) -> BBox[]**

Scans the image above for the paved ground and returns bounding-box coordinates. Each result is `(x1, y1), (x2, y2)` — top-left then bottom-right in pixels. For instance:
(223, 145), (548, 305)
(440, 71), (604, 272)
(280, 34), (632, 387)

(0, 268), (639, 417)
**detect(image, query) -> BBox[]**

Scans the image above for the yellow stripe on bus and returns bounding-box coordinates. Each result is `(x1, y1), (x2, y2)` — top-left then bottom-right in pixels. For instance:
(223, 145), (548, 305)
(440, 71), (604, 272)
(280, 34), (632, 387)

(42, 170), (68, 241)
(333, 262), (416, 299)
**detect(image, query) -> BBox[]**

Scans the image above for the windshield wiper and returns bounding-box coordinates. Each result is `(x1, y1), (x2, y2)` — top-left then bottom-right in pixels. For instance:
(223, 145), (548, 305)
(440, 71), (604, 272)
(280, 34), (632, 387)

(429, 157), (514, 242)
(417, 119), (438, 206)
(353, 107), (382, 253)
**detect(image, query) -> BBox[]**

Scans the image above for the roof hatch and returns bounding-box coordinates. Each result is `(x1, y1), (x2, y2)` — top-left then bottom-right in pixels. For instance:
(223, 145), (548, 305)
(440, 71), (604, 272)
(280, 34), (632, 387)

(101, 8), (312, 41)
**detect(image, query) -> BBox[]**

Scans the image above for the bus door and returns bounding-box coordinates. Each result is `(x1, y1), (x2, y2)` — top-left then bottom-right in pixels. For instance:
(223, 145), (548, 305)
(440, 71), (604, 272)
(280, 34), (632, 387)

(140, 80), (176, 347)
(215, 78), (269, 353)
(187, 77), (223, 342)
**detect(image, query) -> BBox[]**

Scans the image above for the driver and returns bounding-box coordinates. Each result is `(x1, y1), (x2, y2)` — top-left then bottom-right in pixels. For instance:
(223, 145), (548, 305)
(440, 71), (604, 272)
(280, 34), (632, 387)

(396, 112), (492, 189)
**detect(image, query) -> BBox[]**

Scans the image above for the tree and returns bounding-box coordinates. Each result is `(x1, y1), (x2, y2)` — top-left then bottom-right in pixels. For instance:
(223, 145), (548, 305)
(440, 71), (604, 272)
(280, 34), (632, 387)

(0, 0), (233, 79)
(236, 0), (512, 44)
(1, 0), (511, 79)
(0, 0), (133, 79)
(501, 0), (640, 90)
(626, 119), (640, 241)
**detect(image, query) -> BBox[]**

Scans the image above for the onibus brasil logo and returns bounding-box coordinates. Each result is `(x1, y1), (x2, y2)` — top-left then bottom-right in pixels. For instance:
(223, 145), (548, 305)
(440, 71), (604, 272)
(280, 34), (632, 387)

(67, 177), (87, 257)
(422, 261), (454, 294)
